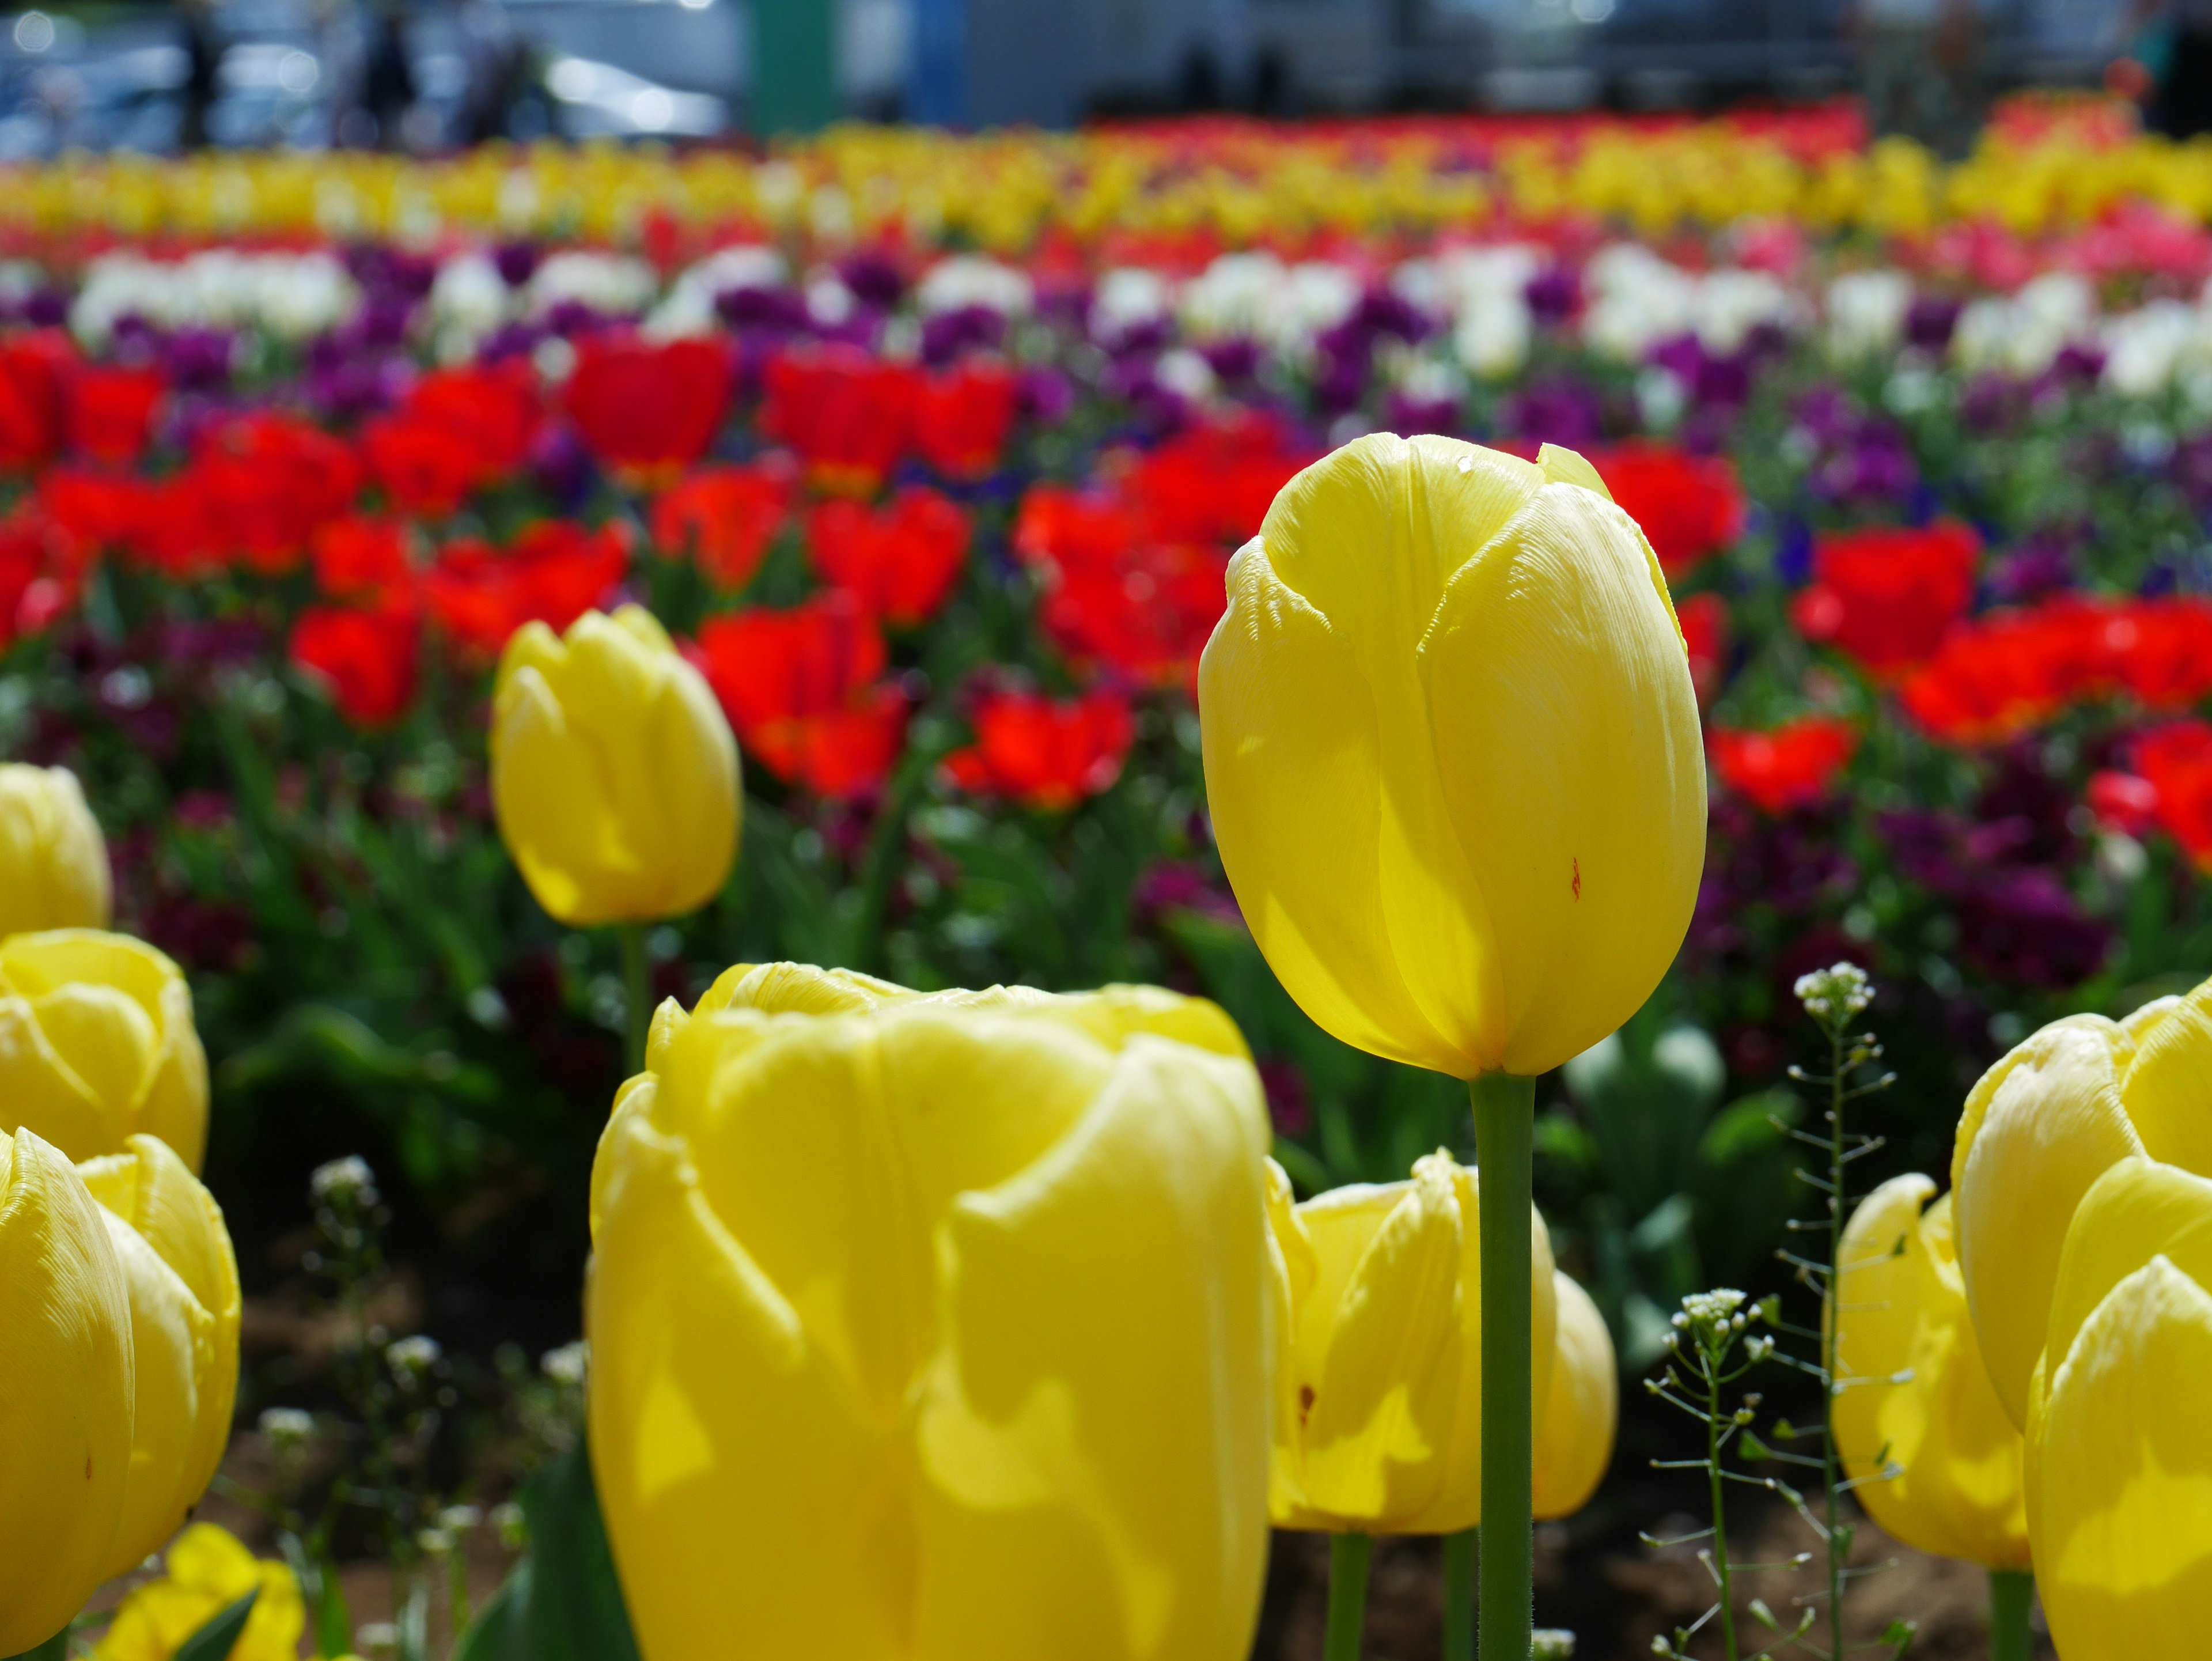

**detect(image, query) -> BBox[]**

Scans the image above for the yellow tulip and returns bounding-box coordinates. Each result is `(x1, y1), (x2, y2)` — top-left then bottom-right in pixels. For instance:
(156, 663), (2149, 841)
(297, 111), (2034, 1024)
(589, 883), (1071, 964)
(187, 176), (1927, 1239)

(586, 962), (1275, 1661)
(0, 1125), (135, 1654)
(1263, 1151), (1560, 1533)
(1534, 1268), (1616, 1522)
(0, 930), (210, 1170)
(79, 1135), (243, 1578)
(0, 763), (112, 937)
(96, 1523), (306, 1661)
(1196, 435), (1705, 1081)
(1832, 1175), (2029, 1569)
(1950, 973), (2212, 1426)
(2024, 1157), (2212, 1660)
(490, 606), (740, 927)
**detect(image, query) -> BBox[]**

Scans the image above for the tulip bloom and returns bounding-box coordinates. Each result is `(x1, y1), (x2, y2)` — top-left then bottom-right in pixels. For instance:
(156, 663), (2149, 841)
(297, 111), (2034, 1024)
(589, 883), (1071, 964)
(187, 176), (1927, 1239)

(291, 603), (422, 728)
(586, 963), (1275, 1661)
(310, 516), (416, 605)
(1533, 1269), (1617, 1522)
(1676, 590), (1729, 707)
(564, 336), (732, 485)
(808, 486), (972, 627)
(97, 1523), (306, 1661)
(0, 761), (112, 936)
(1952, 973), (2212, 1427)
(490, 606), (740, 927)
(941, 687), (1135, 811)
(0, 330), (68, 470)
(1708, 716), (1859, 814)
(2025, 1156), (2212, 1660)
(650, 461), (793, 591)
(913, 359), (1017, 480)
(1197, 436), (1706, 1081)
(1834, 1175), (2029, 1569)
(1586, 442), (1743, 579)
(1791, 521), (1979, 679)
(425, 520), (632, 659)
(761, 347), (918, 494)
(191, 412), (363, 577)
(687, 596), (907, 800)
(0, 1126), (134, 1656)
(0, 929), (209, 1170)
(1, 503), (81, 649)
(1265, 1151), (1560, 1533)
(63, 365), (167, 468)
(80, 1134), (243, 1576)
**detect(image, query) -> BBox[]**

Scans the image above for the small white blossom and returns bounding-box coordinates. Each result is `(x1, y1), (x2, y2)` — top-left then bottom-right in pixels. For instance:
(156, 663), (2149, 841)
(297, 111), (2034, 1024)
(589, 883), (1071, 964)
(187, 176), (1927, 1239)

(311, 1156), (378, 1206)
(541, 1340), (589, 1386)
(1794, 962), (1874, 1023)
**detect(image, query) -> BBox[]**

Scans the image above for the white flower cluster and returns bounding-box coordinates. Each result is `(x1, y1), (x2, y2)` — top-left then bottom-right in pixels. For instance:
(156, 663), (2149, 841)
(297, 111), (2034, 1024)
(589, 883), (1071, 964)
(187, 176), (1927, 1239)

(310, 1154), (378, 1206)
(541, 1338), (590, 1386)
(1794, 961), (1874, 1024)
(71, 249), (360, 347)
(386, 1334), (444, 1379)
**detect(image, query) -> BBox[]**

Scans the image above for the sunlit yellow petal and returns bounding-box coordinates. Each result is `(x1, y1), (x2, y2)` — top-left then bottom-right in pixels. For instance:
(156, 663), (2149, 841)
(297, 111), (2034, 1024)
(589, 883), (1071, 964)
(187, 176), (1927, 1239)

(1534, 1270), (1617, 1521)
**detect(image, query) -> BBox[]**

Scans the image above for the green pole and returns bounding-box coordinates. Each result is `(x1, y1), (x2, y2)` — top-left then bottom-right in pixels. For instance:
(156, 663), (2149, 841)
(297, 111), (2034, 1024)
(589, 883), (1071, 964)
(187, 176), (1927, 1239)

(1322, 1532), (1374, 1661)
(1471, 1073), (1537, 1661)
(749, 0), (838, 135)
(1988, 1568), (2035, 1661)
(1442, 1527), (1477, 1661)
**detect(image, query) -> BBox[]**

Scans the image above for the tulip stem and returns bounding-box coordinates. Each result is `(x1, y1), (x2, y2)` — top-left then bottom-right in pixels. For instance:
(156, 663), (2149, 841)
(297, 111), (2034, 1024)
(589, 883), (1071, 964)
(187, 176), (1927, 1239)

(1323, 1531), (1374, 1661)
(1471, 1072), (1537, 1661)
(618, 922), (650, 1075)
(1442, 1527), (1477, 1661)
(1988, 1568), (2035, 1661)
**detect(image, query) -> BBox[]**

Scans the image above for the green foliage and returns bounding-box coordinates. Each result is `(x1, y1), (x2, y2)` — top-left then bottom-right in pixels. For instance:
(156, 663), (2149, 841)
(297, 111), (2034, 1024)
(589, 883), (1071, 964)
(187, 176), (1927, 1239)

(174, 1590), (260, 1661)
(453, 1445), (641, 1661)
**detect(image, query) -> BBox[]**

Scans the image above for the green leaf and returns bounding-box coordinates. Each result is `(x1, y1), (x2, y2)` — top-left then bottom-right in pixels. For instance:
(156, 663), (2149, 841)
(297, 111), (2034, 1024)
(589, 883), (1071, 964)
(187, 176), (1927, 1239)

(1738, 1429), (1775, 1462)
(3, 1626), (70, 1661)
(175, 1589), (260, 1661)
(452, 1443), (641, 1661)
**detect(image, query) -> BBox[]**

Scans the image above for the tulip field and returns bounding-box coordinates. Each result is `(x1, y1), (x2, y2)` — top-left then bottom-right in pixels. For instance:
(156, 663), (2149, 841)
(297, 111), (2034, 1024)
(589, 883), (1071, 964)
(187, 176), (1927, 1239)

(4, 99), (2212, 1661)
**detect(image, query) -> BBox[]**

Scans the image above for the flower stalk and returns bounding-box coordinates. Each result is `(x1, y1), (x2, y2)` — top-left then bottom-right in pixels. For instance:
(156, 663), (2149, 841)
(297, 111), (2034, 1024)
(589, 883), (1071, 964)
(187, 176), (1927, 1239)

(1323, 1532), (1374, 1661)
(1472, 1073), (1537, 1661)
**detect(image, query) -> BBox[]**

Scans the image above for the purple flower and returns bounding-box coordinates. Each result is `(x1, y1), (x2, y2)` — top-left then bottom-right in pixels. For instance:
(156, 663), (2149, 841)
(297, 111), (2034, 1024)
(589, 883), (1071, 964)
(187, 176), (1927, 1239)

(1524, 264), (1580, 327)
(1016, 366), (1074, 425)
(920, 305), (1004, 367)
(1200, 336), (1260, 384)
(1905, 294), (1961, 353)
(1505, 374), (1603, 449)
(714, 284), (809, 333)
(837, 250), (904, 311)
(493, 241), (541, 289)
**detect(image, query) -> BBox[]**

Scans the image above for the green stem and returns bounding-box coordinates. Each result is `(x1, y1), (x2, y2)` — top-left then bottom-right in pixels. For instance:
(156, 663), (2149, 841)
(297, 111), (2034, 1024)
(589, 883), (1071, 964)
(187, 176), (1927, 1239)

(1706, 1349), (1738, 1661)
(1471, 1072), (1536, 1661)
(1988, 1568), (2035, 1661)
(1323, 1532), (1374, 1661)
(1823, 1024), (1847, 1661)
(618, 922), (650, 1076)
(1442, 1527), (1477, 1661)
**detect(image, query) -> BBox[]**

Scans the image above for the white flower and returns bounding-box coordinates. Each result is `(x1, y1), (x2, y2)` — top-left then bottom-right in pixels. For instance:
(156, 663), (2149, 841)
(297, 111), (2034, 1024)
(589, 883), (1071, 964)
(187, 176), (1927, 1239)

(1955, 272), (2096, 377)
(1794, 961), (1874, 1023)
(1090, 266), (1173, 343)
(1693, 267), (1802, 354)
(915, 253), (1032, 319)
(258, 1407), (316, 1451)
(387, 1335), (444, 1379)
(1825, 268), (1914, 358)
(524, 251), (658, 320)
(1177, 251), (1286, 341)
(311, 1156), (378, 1206)
(2101, 300), (2210, 398)
(541, 1340), (589, 1385)
(646, 244), (789, 340)
(1581, 244), (1699, 360)
(1153, 347), (1216, 403)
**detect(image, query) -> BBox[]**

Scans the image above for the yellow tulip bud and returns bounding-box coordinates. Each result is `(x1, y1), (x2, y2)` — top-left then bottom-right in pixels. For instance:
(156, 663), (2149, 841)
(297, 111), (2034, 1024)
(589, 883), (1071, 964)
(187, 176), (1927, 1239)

(1534, 1269), (1616, 1522)
(586, 962), (1275, 1661)
(79, 1135), (244, 1578)
(1833, 1175), (2028, 1570)
(1951, 973), (2212, 1427)
(0, 929), (210, 1171)
(2025, 1157), (2212, 1660)
(1197, 436), (1705, 1080)
(0, 763), (112, 936)
(96, 1523), (306, 1661)
(0, 1126), (134, 1656)
(490, 605), (740, 927)
(1264, 1149), (1560, 1533)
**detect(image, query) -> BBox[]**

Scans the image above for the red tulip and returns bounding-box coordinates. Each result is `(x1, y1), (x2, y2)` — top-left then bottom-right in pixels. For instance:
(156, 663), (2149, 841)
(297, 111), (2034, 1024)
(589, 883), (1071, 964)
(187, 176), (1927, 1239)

(686, 594), (905, 797)
(565, 335), (731, 484)
(1588, 442), (1744, 578)
(0, 506), (79, 649)
(0, 331), (69, 470)
(362, 415), (488, 519)
(806, 486), (970, 627)
(291, 601), (421, 728)
(192, 412), (362, 575)
(424, 519), (632, 658)
(37, 468), (150, 555)
(941, 687), (1135, 810)
(402, 363), (540, 476)
(912, 360), (1017, 480)
(126, 472), (221, 580)
(1122, 411), (1316, 547)
(2125, 721), (2212, 869)
(1675, 591), (1729, 707)
(2086, 769), (2161, 838)
(1708, 716), (1859, 814)
(650, 461), (794, 591)
(1014, 484), (1226, 689)
(63, 365), (166, 467)
(2090, 597), (2212, 710)
(312, 516), (416, 604)
(1901, 601), (2097, 745)
(760, 346), (918, 494)
(1791, 520), (1979, 678)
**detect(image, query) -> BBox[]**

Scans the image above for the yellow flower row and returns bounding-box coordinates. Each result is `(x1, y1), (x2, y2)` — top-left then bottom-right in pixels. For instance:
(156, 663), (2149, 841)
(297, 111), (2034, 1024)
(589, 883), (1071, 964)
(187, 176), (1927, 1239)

(6, 122), (2212, 248)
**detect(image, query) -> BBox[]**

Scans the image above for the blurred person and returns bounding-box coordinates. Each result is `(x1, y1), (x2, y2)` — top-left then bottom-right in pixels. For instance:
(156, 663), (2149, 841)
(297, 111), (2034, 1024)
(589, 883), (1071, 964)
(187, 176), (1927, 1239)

(1853, 0), (1984, 156)
(178, 0), (220, 149)
(2137, 0), (2212, 136)
(362, 0), (416, 147)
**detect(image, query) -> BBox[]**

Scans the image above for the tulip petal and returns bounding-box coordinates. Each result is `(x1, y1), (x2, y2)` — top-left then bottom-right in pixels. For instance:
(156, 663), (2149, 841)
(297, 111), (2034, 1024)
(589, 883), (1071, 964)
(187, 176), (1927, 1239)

(1533, 1270), (1617, 1521)
(644, 660), (741, 915)
(2032, 1255), (2212, 1661)
(29, 983), (158, 1123)
(2039, 1158), (2212, 1395)
(1421, 478), (1705, 1076)
(0, 1128), (132, 1656)
(1834, 1177), (2028, 1568)
(1297, 1162), (1463, 1526)
(912, 1034), (1271, 1661)
(0, 993), (111, 1159)
(1199, 539), (1463, 1072)
(2120, 982), (2212, 1180)
(492, 663), (619, 924)
(1952, 1014), (2145, 1428)
(588, 1106), (908, 1661)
